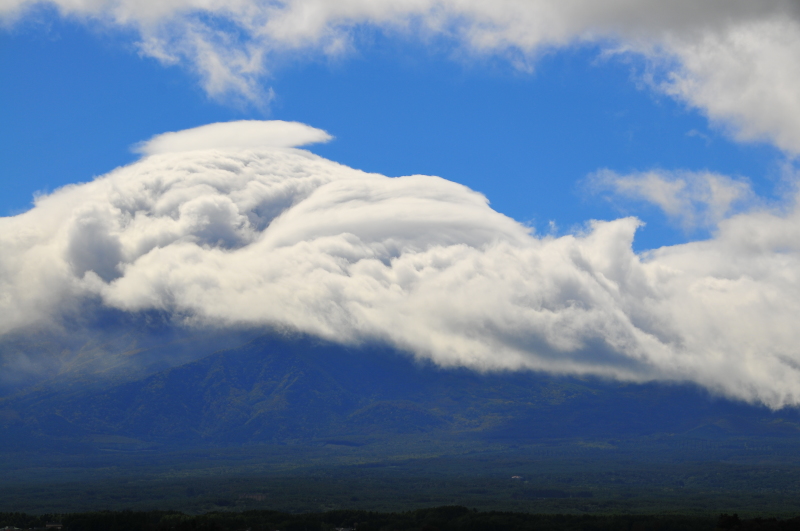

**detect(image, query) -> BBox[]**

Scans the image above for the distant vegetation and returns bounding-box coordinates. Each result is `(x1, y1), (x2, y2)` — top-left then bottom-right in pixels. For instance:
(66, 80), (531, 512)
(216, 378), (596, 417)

(0, 507), (740, 531)
(3, 452), (800, 516)
(3, 333), (800, 519)
(5, 508), (800, 531)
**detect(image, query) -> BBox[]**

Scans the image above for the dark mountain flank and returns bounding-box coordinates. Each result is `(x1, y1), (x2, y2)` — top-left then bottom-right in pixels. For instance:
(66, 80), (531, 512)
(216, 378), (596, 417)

(2, 332), (800, 452)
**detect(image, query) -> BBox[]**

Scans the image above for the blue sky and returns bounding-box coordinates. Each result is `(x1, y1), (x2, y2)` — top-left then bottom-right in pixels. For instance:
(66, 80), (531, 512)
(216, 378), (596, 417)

(1, 10), (785, 250)
(3, 2), (800, 406)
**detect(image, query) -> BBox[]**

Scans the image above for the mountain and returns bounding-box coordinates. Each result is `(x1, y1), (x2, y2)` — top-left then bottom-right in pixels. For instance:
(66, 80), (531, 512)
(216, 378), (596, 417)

(0, 309), (260, 398)
(3, 332), (800, 455)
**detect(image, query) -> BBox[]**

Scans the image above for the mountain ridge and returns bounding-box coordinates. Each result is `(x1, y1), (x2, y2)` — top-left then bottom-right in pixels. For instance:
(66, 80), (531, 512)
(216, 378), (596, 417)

(3, 331), (800, 457)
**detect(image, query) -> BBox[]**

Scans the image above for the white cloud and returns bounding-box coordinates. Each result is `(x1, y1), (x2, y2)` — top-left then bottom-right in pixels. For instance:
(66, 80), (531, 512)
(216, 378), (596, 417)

(134, 120), (333, 155)
(3, 120), (800, 408)
(589, 169), (755, 230)
(3, 1), (800, 154)
(649, 17), (800, 154)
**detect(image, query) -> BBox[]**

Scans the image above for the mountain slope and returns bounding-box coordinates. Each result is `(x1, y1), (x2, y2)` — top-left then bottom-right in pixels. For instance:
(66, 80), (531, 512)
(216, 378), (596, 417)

(2, 332), (800, 452)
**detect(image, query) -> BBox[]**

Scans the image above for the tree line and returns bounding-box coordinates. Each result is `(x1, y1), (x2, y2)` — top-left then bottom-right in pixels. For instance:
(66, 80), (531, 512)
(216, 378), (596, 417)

(2, 507), (798, 531)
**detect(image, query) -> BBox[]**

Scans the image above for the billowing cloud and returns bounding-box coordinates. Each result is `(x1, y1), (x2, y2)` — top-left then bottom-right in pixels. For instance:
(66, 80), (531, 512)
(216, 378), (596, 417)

(2, 120), (800, 408)
(3, 1), (800, 153)
(588, 169), (755, 230)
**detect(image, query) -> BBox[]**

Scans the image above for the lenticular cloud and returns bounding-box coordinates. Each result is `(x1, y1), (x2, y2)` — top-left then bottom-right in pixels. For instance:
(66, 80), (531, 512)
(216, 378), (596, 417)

(2, 120), (800, 408)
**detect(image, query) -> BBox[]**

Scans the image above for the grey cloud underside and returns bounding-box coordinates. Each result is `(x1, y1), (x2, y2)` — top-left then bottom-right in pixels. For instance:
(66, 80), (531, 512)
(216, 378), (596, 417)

(2, 123), (800, 408)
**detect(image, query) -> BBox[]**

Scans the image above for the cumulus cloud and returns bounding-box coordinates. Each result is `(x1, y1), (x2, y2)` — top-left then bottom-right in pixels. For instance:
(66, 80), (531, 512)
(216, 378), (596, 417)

(2, 120), (800, 408)
(656, 17), (800, 154)
(588, 169), (755, 230)
(3, 1), (800, 154)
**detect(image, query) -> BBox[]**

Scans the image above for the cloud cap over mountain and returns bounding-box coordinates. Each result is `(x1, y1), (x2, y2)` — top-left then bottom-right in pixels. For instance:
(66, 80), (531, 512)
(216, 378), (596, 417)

(134, 120), (333, 155)
(2, 120), (800, 408)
